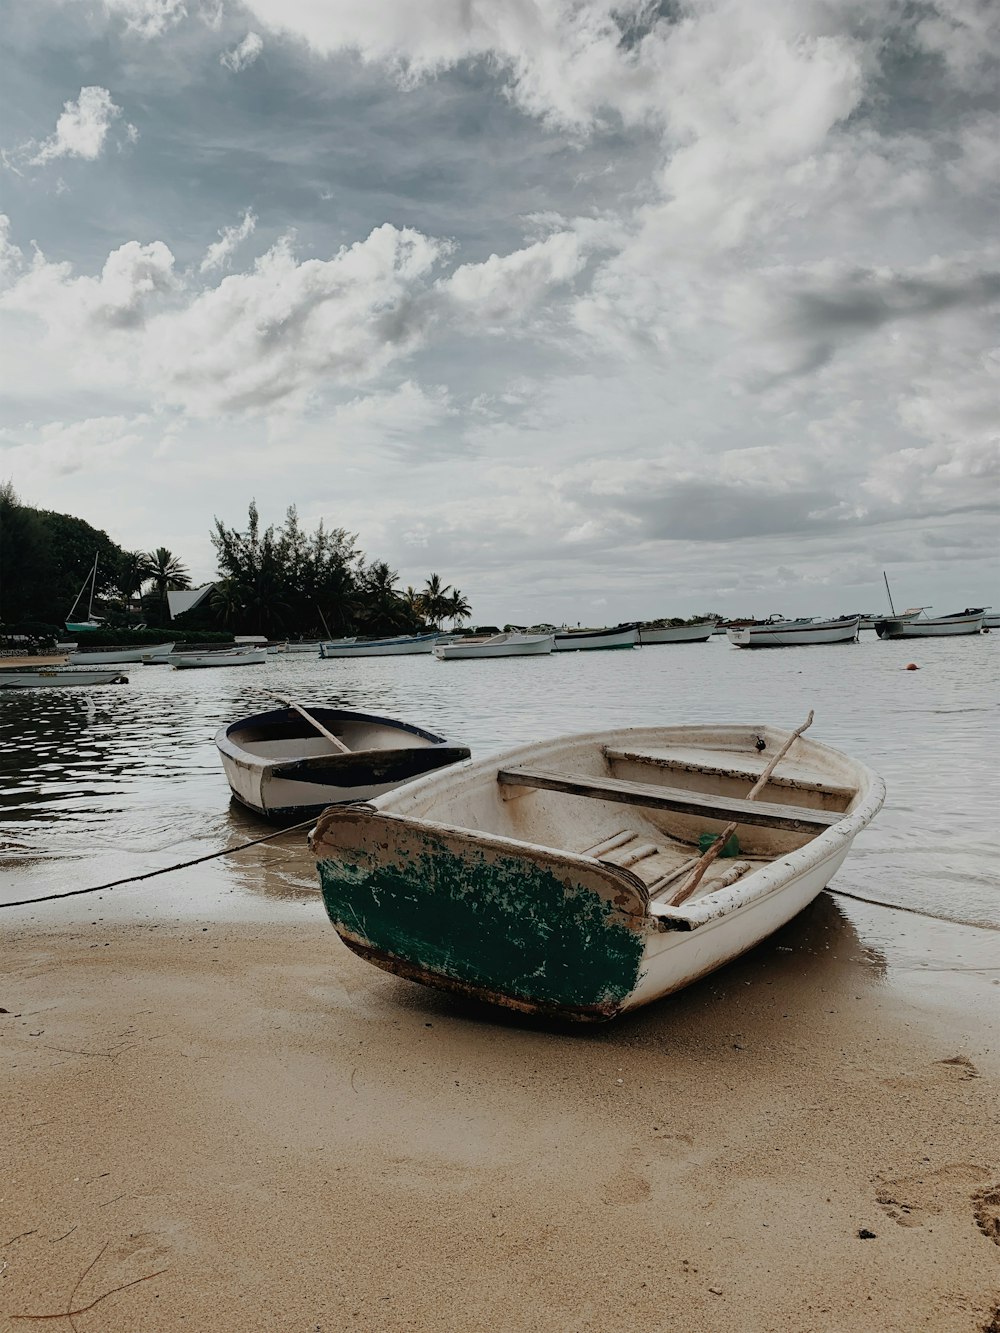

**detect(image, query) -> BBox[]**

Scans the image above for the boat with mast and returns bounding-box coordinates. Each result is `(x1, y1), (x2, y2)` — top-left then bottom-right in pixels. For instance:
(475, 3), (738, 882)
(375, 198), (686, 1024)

(64, 554), (105, 633)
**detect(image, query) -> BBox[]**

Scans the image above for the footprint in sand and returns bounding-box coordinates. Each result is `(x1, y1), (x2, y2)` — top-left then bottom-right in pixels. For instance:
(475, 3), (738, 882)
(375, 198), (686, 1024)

(973, 1184), (1000, 1246)
(875, 1163), (991, 1229)
(936, 1054), (981, 1079)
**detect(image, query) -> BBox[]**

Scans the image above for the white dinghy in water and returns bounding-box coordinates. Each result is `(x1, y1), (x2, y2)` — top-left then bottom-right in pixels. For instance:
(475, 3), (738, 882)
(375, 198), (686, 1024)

(311, 714), (884, 1021)
(217, 701), (470, 818)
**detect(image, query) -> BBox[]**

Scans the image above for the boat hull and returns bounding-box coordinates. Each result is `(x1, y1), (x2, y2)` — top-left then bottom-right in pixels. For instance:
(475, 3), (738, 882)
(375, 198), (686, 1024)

(874, 612), (985, 638)
(68, 643), (174, 665)
(320, 634), (439, 657)
(433, 634), (554, 659)
(639, 622), (715, 645)
(728, 618), (860, 647)
(216, 707), (470, 818)
(311, 724), (884, 1020)
(0, 669), (128, 688)
(168, 649), (266, 668)
(553, 626), (638, 651)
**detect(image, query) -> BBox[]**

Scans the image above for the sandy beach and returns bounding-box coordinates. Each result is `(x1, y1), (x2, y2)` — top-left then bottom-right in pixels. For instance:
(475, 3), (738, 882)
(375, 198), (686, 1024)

(2, 887), (997, 1333)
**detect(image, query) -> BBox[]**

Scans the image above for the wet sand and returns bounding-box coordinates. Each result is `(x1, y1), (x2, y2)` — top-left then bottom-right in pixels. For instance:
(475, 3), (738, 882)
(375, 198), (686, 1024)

(2, 891), (998, 1332)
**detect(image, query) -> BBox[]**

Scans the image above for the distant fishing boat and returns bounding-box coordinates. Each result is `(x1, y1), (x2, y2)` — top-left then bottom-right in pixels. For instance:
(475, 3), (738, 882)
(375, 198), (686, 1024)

(167, 647), (266, 668)
(553, 625), (638, 651)
(728, 616), (860, 647)
(319, 633), (440, 658)
(874, 609), (986, 638)
(433, 632), (554, 660)
(310, 717), (884, 1021)
(639, 621), (716, 645)
(217, 701), (470, 818)
(68, 642), (174, 665)
(64, 553), (105, 632)
(285, 641), (323, 653)
(0, 667), (128, 689)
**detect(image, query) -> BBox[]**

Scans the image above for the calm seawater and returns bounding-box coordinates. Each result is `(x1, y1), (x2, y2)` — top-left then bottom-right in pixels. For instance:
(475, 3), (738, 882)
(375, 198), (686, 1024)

(1, 633), (997, 929)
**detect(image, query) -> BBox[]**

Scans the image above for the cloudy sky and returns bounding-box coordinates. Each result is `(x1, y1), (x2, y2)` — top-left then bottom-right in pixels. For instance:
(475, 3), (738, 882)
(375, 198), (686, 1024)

(1, 0), (997, 624)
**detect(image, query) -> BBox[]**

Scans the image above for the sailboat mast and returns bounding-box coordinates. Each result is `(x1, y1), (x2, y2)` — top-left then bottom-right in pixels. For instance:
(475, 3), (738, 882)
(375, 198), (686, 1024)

(86, 552), (98, 619)
(883, 570), (896, 616)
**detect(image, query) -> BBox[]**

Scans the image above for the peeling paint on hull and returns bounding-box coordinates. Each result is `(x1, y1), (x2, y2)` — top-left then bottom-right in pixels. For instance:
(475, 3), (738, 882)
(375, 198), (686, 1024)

(315, 817), (649, 1020)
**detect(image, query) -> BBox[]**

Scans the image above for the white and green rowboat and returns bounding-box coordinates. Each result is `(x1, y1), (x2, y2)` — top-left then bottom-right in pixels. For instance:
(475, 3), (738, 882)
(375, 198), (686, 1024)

(310, 722), (884, 1022)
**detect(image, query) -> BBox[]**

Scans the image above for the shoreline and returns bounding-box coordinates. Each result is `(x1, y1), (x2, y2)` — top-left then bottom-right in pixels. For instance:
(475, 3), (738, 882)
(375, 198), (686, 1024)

(3, 890), (998, 1331)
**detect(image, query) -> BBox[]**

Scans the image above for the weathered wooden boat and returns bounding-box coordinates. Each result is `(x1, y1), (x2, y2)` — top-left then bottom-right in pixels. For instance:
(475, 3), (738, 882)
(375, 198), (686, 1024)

(639, 621), (716, 645)
(0, 668), (128, 688)
(874, 608), (985, 638)
(310, 719), (884, 1021)
(68, 642), (174, 665)
(167, 647), (267, 668)
(217, 703), (471, 818)
(553, 624), (638, 651)
(319, 633), (440, 658)
(433, 632), (554, 659)
(728, 616), (860, 647)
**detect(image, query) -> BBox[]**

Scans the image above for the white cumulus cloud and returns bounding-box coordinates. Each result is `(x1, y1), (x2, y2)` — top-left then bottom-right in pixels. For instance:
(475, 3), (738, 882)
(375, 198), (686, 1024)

(28, 87), (124, 167)
(199, 209), (257, 272)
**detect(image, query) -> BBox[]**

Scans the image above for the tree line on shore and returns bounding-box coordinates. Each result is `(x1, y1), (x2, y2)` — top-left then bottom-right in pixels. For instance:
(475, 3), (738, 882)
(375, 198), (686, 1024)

(0, 485), (471, 641)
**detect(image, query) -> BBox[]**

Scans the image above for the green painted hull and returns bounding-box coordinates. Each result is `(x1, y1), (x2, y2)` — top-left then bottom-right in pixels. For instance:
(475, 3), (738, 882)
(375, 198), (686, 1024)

(314, 809), (650, 1020)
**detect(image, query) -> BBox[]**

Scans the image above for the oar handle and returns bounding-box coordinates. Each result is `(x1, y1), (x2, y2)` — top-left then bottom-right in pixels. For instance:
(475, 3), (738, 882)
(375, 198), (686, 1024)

(271, 695), (351, 753)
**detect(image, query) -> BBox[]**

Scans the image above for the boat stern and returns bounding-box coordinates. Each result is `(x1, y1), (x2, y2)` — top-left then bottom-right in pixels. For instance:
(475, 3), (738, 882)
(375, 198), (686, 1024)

(310, 806), (653, 1021)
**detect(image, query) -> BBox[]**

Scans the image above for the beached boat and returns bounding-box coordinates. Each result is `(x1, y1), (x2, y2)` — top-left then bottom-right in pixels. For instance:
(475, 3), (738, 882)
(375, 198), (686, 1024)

(167, 647), (267, 668)
(285, 641), (323, 653)
(319, 633), (440, 658)
(217, 703), (471, 818)
(728, 616), (860, 647)
(553, 625), (638, 651)
(0, 668), (128, 689)
(310, 719), (884, 1021)
(433, 632), (554, 660)
(639, 622), (716, 645)
(874, 608), (985, 638)
(67, 642), (174, 665)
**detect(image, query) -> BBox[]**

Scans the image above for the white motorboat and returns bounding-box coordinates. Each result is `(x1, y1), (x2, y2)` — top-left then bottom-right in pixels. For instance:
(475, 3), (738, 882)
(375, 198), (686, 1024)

(874, 608), (986, 638)
(728, 616), (860, 647)
(0, 668), (128, 689)
(216, 703), (470, 818)
(433, 632), (555, 660)
(639, 622), (716, 645)
(553, 625), (638, 651)
(983, 612), (999, 630)
(319, 633), (440, 658)
(68, 642), (174, 665)
(167, 647), (267, 668)
(310, 720), (884, 1021)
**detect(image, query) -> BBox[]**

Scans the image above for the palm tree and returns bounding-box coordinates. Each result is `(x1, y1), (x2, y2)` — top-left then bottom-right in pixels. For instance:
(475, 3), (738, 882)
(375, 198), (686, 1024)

(444, 589), (471, 628)
(114, 551), (148, 607)
(419, 572), (452, 627)
(141, 547), (191, 618)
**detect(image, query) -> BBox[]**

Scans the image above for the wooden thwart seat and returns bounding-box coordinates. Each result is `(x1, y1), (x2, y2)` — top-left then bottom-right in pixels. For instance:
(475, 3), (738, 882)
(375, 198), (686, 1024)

(497, 766), (841, 831)
(601, 746), (855, 799)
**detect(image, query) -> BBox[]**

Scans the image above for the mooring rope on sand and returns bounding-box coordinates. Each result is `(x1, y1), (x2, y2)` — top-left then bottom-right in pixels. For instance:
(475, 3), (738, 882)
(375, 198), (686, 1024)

(0, 818), (316, 910)
(3, 840), (997, 930)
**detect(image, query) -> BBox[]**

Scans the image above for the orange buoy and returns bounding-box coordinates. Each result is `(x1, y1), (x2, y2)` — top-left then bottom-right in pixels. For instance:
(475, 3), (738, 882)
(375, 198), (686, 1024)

(905, 662), (919, 670)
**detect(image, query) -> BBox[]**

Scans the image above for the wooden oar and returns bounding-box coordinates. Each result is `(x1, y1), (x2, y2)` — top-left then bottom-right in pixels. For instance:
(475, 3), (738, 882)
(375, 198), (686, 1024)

(271, 695), (351, 753)
(666, 710), (815, 908)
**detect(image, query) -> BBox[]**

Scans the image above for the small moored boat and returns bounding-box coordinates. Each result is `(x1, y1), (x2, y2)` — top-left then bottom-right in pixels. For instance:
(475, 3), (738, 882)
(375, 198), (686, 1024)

(319, 633), (440, 658)
(728, 616), (860, 647)
(217, 703), (470, 818)
(874, 608), (986, 638)
(433, 632), (554, 660)
(639, 621), (716, 645)
(310, 717), (884, 1021)
(0, 668), (128, 689)
(167, 647), (267, 668)
(553, 624), (638, 651)
(68, 642), (174, 665)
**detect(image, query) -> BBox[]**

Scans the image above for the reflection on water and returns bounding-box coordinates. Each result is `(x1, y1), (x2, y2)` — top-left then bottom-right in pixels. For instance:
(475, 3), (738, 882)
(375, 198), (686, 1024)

(1, 635), (997, 926)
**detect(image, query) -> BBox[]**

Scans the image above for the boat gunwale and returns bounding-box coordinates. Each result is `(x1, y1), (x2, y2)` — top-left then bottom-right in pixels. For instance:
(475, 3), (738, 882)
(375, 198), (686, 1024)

(215, 706), (459, 771)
